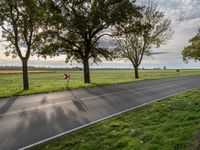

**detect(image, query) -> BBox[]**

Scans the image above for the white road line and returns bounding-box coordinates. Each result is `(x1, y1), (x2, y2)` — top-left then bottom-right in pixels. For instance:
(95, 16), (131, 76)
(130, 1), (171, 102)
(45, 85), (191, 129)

(18, 87), (199, 150)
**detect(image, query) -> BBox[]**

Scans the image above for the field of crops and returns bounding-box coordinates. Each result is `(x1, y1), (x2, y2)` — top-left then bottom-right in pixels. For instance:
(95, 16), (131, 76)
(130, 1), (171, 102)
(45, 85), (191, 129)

(0, 69), (200, 98)
(0, 70), (55, 74)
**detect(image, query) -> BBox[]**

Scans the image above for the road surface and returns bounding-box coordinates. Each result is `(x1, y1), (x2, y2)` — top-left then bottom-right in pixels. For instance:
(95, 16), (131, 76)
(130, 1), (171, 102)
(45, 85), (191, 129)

(0, 75), (200, 150)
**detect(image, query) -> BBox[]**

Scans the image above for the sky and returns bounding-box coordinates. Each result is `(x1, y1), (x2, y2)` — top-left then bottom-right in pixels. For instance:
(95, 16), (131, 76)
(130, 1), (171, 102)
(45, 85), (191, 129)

(0, 0), (200, 69)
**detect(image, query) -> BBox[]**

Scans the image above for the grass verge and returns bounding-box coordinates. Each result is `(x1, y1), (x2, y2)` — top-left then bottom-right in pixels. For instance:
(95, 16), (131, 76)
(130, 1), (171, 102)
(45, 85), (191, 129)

(34, 88), (200, 150)
(1, 69), (200, 98)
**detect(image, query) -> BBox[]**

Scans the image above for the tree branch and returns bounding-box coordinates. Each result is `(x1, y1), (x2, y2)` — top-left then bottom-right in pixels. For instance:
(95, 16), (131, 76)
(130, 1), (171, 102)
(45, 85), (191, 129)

(91, 33), (112, 49)
(1, 25), (14, 38)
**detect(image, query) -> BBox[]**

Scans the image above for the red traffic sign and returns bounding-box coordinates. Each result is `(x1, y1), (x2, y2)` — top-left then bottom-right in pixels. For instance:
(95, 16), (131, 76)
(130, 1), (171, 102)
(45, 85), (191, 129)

(64, 74), (70, 80)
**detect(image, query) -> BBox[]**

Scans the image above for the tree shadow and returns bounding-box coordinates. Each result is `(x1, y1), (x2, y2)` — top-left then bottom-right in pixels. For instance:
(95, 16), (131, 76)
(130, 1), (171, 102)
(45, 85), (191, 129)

(0, 97), (17, 117)
(0, 90), (27, 117)
(70, 90), (88, 112)
(0, 103), (90, 150)
(72, 99), (88, 112)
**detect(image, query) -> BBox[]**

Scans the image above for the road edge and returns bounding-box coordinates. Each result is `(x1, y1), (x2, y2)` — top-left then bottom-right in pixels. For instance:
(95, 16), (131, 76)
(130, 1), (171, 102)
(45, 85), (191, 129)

(19, 87), (199, 150)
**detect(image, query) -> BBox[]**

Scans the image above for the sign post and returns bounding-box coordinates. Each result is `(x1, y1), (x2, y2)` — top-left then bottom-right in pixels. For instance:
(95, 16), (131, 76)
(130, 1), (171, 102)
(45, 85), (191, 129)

(64, 73), (70, 89)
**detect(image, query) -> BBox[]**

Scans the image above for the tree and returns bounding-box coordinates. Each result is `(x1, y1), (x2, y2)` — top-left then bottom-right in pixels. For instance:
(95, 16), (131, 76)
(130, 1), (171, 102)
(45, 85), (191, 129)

(182, 29), (200, 62)
(113, 1), (173, 79)
(38, 0), (140, 83)
(0, 0), (45, 90)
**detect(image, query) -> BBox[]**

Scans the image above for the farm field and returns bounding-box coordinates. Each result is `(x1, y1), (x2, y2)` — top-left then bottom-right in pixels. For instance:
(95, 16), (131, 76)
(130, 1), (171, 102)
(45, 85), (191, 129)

(0, 70), (55, 74)
(34, 88), (200, 150)
(0, 69), (200, 98)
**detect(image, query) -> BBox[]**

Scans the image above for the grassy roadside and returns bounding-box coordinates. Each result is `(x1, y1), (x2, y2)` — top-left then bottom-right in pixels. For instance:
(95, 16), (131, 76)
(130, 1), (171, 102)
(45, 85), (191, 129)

(34, 89), (200, 150)
(0, 69), (200, 98)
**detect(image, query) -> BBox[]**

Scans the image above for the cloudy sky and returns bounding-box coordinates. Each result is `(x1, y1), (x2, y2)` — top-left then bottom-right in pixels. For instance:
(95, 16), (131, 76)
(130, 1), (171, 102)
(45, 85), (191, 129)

(0, 0), (200, 69)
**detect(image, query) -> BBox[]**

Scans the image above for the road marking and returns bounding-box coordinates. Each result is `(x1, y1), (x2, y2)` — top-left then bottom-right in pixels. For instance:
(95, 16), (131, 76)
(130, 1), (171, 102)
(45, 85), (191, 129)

(0, 82), (179, 117)
(18, 87), (199, 150)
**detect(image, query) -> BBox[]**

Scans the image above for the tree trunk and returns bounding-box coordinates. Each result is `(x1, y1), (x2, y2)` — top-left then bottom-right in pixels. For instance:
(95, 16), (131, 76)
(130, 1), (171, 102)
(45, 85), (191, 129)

(134, 66), (139, 79)
(22, 59), (29, 90)
(83, 58), (90, 83)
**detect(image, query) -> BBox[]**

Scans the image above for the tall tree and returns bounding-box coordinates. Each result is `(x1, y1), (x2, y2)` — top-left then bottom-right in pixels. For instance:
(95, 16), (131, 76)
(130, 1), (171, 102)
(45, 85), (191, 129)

(0, 0), (45, 90)
(113, 1), (173, 79)
(38, 0), (140, 83)
(182, 29), (200, 62)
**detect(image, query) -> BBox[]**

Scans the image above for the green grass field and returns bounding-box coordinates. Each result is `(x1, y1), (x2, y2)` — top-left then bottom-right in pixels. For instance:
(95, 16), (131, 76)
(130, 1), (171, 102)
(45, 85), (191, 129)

(0, 69), (200, 98)
(34, 89), (200, 150)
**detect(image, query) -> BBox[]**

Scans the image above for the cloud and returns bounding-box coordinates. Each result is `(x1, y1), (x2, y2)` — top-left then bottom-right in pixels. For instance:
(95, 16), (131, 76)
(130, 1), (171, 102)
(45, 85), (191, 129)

(155, 0), (200, 27)
(0, 0), (200, 68)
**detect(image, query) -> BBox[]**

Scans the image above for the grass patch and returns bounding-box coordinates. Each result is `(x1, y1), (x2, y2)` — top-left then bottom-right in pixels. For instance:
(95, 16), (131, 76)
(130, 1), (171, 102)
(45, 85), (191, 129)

(34, 89), (200, 150)
(0, 69), (200, 98)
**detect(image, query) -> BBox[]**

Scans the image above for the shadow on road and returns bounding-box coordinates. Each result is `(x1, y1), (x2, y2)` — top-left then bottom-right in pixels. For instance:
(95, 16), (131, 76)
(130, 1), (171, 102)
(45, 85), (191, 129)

(0, 103), (90, 150)
(0, 97), (17, 117)
(72, 99), (88, 112)
(70, 90), (88, 112)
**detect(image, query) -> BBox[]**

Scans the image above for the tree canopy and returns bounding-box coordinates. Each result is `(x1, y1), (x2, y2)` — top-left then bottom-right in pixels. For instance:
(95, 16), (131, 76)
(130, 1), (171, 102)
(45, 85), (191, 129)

(37, 0), (141, 83)
(182, 29), (200, 62)
(113, 1), (173, 79)
(0, 0), (45, 90)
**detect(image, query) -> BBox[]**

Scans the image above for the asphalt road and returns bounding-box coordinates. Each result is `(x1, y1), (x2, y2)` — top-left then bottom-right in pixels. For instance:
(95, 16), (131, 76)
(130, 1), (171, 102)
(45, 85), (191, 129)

(0, 76), (200, 150)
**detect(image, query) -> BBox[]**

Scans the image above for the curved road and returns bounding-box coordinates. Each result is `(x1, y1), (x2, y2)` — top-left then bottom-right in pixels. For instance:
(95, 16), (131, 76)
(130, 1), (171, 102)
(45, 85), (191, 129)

(0, 75), (200, 150)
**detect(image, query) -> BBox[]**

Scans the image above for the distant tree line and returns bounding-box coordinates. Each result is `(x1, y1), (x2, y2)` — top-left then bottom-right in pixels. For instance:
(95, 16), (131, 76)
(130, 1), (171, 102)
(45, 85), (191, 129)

(0, 66), (172, 71)
(0, 65), (83, 70)
(0, 0), (173, 90)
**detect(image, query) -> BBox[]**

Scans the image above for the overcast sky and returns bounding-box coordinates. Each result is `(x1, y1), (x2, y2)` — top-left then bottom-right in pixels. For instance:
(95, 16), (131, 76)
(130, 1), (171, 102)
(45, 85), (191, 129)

(0, 0), (200, 69)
